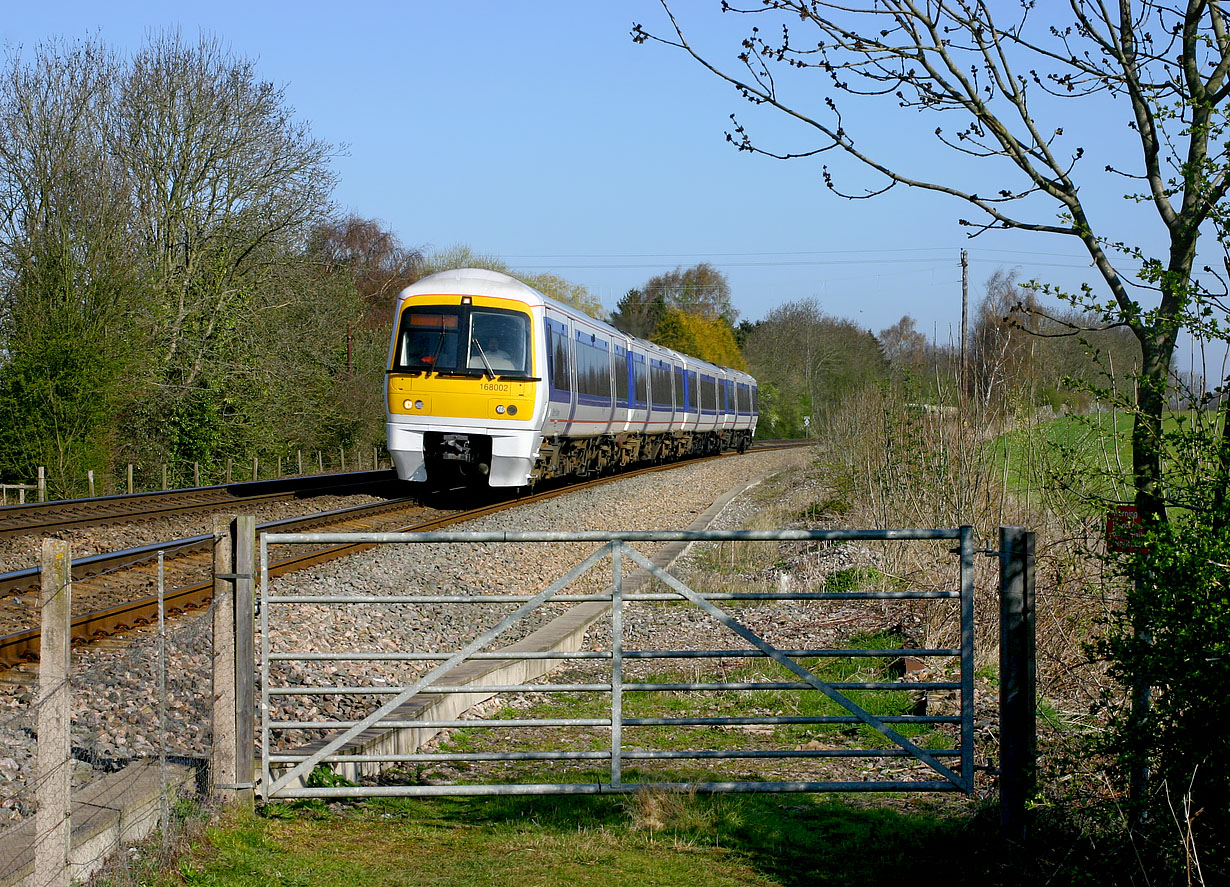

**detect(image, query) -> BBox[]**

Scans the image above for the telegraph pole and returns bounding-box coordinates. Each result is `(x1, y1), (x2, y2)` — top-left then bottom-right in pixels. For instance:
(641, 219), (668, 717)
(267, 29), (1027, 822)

(961, 250), (969, 397)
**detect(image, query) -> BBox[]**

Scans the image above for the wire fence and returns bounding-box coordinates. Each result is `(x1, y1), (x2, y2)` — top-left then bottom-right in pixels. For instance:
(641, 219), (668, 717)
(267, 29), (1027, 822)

(1, 444), (390, 503)
(0, 544), (219, 886)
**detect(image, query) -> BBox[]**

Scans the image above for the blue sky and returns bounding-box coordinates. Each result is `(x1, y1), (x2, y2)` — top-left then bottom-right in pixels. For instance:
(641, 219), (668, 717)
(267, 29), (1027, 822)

(2, 1), (1193, 345)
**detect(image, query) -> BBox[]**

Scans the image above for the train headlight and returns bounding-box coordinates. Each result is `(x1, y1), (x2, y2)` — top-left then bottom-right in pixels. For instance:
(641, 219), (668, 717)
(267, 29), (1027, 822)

(495, 405), (506, 415)
(507, 404), (518, 416)
(415, 400), (424, 410)
(403, 399), (412, 410)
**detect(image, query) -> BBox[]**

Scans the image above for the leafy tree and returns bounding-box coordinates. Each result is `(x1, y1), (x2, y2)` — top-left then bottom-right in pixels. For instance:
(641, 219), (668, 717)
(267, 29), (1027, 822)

(744, 298), (887, 436)
(609, 287), (666, 338)
(0, 38), (141, 494)
(653, 307), (747, 368)
(639, 263), (736, 325)
(117, 31), (338, 393)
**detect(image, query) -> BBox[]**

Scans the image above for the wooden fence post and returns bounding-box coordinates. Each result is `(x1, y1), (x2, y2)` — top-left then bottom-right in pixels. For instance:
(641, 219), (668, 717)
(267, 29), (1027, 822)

(37, 466), (46, 502)
(194, 462), (200, 488)
(127, 464), (134, 495)
(234, 516), (257, 809)
(211, 515), (237, 802)
(212, 515), (257, 807)
(87, 470), (95, 498)
(36, 539), (72, 887)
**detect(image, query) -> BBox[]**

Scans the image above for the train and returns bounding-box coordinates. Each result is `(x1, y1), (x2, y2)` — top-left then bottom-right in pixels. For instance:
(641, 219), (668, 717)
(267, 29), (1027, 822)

(384, 268), (758, 488)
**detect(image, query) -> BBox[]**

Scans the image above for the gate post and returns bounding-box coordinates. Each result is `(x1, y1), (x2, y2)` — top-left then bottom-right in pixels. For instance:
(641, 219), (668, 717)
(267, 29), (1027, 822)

(211, 515), (237, 802)
(999, 526), (1036, 842)
(211, 515), (257, 808)
(234, 516), (257, 809)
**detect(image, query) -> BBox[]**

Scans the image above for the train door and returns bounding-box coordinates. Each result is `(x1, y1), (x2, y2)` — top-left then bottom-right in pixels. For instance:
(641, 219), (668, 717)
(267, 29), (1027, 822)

(613, 341), (630, 431)
(544, 313), (575, 436)
(630, 349), (649, 432)
(648, 357), (674, 433)
(683, 368), (698, 433)
(698, 372), (717, 433)
(672, 362), (690, 433)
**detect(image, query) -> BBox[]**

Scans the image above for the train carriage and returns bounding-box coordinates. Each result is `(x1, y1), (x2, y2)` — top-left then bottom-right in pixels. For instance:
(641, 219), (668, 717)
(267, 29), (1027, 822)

(385, 268), (757, 488)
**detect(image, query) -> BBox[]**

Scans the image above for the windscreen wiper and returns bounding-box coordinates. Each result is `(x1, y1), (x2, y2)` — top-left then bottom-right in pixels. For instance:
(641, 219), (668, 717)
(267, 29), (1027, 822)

(470, 337), (497, 379)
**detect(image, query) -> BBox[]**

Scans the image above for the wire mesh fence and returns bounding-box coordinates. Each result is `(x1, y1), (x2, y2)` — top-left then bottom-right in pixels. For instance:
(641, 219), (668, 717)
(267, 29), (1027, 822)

(0, 545), (218, 886)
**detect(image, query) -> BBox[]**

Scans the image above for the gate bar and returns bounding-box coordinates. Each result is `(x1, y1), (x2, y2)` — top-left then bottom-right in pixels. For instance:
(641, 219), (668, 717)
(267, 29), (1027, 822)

(620, 542), (968, 790)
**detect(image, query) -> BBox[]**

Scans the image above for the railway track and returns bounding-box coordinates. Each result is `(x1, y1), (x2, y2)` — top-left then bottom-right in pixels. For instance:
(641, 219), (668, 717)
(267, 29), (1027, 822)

(0, 469), (399, 539)
(0, 442), (810, 668)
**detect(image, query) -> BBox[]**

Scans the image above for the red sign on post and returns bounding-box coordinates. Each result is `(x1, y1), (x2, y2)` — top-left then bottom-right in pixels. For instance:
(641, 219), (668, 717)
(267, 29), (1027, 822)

(1106, 504), (1146, 554)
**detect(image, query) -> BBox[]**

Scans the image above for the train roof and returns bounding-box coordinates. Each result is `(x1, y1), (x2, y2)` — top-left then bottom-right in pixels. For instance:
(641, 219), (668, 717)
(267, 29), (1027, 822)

(397, 268), (544, 303)
(395, 269), (756, 384)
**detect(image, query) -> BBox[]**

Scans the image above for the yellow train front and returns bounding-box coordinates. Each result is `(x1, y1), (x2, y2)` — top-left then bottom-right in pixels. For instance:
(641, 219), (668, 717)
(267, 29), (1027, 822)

(385, 268), (758, 489)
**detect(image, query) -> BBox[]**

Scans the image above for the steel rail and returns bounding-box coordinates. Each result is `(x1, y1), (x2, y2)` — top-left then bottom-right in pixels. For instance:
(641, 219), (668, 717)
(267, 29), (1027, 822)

(0, 470), (399, 538)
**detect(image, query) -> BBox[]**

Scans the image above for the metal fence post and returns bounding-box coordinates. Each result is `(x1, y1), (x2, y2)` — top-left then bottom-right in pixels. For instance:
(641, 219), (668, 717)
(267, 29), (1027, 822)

(999, 526), (1036, 842)
(959, 525), (975, 794)
(36, 539), (72, 887)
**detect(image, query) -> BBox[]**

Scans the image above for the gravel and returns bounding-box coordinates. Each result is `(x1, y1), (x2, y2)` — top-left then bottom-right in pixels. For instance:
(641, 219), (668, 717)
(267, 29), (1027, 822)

(0, 449), (813, 827)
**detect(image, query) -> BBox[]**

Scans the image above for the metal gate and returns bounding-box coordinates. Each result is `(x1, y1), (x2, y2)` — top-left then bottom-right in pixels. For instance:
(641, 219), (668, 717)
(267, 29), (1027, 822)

(259, 527), (977, 799)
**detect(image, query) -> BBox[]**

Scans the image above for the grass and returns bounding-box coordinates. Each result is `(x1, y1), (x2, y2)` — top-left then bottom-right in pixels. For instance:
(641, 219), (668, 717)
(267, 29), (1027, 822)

(158, 792), (1003, 887)
(988, 408), (1227, 508)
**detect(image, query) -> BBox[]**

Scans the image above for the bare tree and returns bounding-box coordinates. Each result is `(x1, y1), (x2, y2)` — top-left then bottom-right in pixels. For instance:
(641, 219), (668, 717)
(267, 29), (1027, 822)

(635, 1), (1230, 525)
(114, 31), (338, 389)
(878, 315), (928, 371)
(307, 215), (422, 325)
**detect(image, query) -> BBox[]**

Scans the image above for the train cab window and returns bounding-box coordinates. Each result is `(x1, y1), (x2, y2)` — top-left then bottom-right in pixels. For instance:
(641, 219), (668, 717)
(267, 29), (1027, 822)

(393, 304), (531, 377)
(392, 309), (460, 371)
(468, 311), (531, 375)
